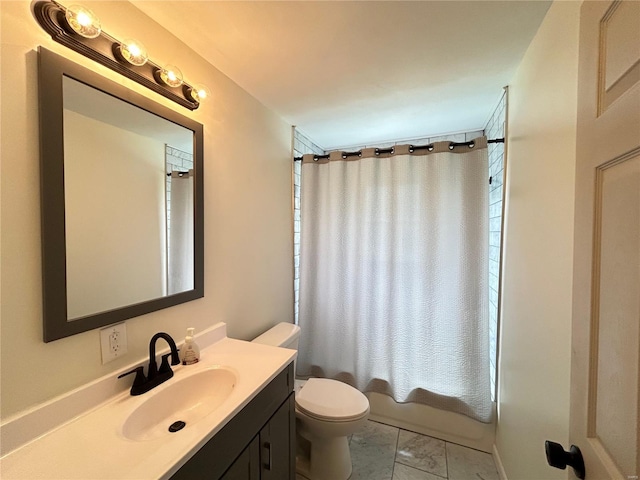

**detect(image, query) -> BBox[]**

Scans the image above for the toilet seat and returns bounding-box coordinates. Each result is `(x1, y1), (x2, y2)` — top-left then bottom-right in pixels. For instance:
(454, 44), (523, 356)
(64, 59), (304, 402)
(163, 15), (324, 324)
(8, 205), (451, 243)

(296, 378), (369, 422)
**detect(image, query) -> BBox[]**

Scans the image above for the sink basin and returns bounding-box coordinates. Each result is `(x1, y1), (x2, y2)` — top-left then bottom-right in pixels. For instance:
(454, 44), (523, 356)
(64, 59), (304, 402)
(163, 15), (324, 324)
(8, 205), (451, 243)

(121, 367), (236, 441)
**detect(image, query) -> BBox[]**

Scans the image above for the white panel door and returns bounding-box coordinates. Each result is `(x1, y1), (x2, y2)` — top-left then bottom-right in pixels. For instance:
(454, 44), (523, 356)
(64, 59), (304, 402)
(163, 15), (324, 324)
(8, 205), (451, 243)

(568, 0), (640, 479)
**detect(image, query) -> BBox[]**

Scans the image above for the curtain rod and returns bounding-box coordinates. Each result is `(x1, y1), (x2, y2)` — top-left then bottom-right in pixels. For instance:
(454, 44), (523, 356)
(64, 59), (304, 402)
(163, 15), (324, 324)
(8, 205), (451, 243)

(293, 137), (505, 161)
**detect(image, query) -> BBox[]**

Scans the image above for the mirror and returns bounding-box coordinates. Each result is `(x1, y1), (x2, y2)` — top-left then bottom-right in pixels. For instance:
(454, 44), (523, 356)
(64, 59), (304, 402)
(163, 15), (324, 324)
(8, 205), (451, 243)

(39, 48), (204, 342)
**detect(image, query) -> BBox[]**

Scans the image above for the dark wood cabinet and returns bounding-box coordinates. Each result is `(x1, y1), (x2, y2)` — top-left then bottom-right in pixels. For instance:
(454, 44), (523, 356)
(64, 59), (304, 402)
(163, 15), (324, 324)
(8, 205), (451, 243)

(258, 394), (295, 480)
(220, 437), (260, 480)
(171, 363), (295, 480)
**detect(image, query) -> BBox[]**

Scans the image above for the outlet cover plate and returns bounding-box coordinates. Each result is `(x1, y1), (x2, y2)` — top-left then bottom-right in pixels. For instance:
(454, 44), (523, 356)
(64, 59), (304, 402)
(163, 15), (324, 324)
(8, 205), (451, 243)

(100, 323), (127, 364)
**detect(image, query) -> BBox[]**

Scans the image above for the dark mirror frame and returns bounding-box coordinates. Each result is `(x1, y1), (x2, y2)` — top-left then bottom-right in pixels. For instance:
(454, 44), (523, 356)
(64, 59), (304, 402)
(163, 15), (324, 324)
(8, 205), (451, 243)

(38, 47), (204, 342)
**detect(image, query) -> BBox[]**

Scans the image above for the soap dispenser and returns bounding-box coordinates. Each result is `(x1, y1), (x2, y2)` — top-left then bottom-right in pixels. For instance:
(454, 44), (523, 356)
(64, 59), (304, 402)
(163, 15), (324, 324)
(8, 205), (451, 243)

(180, 328), (200, 365)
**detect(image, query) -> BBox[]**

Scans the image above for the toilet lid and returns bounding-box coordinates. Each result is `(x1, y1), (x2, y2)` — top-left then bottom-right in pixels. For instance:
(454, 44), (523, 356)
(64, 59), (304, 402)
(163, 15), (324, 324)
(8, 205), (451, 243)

(295, 378), (369, 421)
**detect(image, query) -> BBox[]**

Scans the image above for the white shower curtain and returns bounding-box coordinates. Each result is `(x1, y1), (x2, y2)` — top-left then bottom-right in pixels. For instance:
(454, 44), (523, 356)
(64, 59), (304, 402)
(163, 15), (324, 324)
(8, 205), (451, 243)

(168, 170), (194, 295)
(297, 138), (492, 422)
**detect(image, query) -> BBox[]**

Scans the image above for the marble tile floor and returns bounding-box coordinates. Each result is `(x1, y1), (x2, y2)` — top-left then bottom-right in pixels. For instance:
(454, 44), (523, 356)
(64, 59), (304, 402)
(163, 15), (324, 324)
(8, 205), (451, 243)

(297, 420), (499, 480)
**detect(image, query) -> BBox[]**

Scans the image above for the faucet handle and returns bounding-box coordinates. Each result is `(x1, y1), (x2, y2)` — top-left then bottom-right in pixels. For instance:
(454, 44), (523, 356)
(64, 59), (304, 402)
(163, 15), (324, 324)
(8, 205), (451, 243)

(159, 352), (176, 374)
(170, 348), (180, 366)
(118, 366), (146, 387)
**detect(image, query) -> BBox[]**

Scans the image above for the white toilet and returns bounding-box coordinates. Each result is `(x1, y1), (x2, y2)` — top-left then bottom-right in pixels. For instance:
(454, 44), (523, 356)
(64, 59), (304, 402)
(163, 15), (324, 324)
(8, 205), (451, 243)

(252, 322), (369, 480)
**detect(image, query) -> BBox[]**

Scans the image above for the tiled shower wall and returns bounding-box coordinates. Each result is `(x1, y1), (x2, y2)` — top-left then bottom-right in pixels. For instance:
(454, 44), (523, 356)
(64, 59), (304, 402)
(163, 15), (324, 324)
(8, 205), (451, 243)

(165, 144), (195, 204)
(165, 145), (194, 251)
(292, 130), (325, 324)
(484, 91), (506, 399)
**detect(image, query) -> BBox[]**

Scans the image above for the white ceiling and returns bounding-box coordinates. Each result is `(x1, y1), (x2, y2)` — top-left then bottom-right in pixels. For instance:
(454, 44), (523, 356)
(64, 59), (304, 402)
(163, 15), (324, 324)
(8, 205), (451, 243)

(133, 1), (552, 150)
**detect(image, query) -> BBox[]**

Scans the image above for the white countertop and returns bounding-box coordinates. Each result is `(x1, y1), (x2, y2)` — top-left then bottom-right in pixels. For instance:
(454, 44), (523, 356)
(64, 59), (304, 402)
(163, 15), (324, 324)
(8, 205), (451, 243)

(0, 331), (296, 479)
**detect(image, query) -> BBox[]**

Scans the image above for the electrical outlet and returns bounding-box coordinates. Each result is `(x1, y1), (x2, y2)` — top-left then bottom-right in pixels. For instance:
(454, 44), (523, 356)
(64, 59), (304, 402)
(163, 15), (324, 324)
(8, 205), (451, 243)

(100, 323), (127, 364)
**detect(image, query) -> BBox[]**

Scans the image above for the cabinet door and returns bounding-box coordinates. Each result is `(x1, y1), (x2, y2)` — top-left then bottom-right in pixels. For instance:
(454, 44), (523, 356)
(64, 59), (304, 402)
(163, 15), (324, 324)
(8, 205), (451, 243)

(221, 437), (260, 480)
(260, 393), (295, 480)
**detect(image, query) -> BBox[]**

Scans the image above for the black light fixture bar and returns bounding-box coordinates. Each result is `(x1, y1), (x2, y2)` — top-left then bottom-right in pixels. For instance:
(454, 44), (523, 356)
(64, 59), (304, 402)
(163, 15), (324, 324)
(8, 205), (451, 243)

(34, 0), (200, 110)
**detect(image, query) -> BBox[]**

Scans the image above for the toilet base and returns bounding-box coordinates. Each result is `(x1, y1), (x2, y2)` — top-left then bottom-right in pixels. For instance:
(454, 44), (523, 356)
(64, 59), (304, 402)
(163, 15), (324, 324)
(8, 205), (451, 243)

(296, 431), (353, 480)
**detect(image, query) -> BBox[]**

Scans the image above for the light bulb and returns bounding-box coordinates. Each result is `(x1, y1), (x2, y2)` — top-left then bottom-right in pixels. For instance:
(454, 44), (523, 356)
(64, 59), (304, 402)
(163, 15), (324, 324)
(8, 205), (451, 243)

(156, 65), (182, 87)
(65, 5), (101, 39)
(188, 83), (211, 102)
(158, 64), (183, 87)
(119, 39), (148, 66)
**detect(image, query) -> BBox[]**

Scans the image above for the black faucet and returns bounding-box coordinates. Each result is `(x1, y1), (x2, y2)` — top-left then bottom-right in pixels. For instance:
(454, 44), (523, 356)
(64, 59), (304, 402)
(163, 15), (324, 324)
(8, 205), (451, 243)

(118, 332), (181, 396)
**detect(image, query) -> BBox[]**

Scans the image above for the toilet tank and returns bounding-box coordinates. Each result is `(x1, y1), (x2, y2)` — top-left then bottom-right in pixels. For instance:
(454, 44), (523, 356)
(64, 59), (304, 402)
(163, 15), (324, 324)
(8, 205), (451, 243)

(252, 322), (300, 350)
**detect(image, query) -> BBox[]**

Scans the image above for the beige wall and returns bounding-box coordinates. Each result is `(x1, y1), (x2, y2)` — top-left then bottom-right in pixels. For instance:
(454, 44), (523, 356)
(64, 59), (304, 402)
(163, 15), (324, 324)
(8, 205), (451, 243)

(496, 1), (581, 478)
(0, 1), (293, 418)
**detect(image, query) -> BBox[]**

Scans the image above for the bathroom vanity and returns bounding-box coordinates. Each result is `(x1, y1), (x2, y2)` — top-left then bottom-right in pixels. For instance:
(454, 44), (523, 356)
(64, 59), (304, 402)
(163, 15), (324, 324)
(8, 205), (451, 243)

(0, 324), (296, 479)
(172, 363), (294, 479)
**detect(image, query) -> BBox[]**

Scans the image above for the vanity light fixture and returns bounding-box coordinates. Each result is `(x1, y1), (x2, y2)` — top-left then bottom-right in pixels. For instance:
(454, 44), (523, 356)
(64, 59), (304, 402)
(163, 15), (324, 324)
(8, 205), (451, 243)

(34, 0), (209, 110)
(64, 4), (101, 38)
(117, 38), (148, 67)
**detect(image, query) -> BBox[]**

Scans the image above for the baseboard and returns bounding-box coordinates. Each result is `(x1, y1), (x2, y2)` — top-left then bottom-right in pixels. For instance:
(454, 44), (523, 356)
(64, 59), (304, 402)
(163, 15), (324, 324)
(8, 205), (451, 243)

(493, 443), (508, 480)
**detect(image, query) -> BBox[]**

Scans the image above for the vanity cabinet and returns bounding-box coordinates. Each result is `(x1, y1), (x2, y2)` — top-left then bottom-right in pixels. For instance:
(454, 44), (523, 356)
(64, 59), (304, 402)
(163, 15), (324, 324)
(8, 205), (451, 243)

(219, 437), (259, 479)
(171, 363), (295, 480)
(256, 392), (295, 480)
